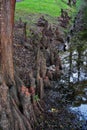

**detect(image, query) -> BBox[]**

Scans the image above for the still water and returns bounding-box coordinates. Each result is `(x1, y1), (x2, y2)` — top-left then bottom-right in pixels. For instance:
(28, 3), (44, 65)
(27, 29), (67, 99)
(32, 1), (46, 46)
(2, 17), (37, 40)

(60, 40), (87, 121)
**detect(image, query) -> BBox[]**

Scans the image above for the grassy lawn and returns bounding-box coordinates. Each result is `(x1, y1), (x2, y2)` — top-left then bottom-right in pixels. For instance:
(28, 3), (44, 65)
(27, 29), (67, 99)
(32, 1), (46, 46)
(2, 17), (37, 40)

(16, 0), (69, 17)
(15, 0), (83, 26)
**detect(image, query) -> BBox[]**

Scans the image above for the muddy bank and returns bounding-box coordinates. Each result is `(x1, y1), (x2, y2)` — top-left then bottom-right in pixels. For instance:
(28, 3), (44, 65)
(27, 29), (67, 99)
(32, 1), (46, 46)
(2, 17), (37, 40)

(43, 4), (87, 130)
(13, 2), (87, 129)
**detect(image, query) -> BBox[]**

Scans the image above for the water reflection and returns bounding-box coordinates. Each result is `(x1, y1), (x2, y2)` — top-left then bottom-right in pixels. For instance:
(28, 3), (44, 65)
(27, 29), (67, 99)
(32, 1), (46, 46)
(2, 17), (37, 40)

(60, 39), (87, 121)
(61, 41), (87, 83)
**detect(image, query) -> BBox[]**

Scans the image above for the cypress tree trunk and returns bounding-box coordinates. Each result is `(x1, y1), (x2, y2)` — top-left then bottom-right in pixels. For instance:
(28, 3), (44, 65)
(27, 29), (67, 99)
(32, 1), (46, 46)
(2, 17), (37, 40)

(0, 0), (14, 84)
(0, 1), (41, 130)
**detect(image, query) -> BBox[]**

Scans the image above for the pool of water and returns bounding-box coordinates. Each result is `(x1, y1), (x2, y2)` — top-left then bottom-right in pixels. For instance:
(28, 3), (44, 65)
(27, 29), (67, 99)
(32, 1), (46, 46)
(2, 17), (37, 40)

(60, 40), (87, 122)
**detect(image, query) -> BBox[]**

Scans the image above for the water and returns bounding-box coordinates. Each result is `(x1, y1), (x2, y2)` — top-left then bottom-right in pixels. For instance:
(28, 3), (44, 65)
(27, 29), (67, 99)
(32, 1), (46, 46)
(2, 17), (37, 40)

(70, 104), (87, 120)
(61, 49), (87, 83)
(59, 39), (87, 121)
(44, 40), (87, 129)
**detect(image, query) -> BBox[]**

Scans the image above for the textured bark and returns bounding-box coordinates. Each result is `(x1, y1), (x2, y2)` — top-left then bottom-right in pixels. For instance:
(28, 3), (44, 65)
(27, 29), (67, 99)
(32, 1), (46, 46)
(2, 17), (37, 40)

(36, 48), (45, 99)
(11, 0), (16, 27)
(0, 1), (2, 67)
(23, 22), (27, 42)
(0, 75), (37, 130)
(10, 96), (32, 130)
(40, 52), (46, 78)
(43, 76), (51, 88)
(0, 0), (14, 84)
(38, 77), (44, 99)
(0, 1), (40, 130)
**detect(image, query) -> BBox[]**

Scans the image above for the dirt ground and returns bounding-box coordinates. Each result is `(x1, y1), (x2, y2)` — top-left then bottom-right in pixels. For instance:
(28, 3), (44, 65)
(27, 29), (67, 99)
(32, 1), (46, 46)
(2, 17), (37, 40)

(13, 9), (87, 130)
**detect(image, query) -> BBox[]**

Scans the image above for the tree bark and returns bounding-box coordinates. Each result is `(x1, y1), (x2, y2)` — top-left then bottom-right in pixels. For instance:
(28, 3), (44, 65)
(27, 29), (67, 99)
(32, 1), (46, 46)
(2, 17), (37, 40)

(0, 1), (44, 130)
(0, 0), (14, 85)
(11, 0), (16, 27)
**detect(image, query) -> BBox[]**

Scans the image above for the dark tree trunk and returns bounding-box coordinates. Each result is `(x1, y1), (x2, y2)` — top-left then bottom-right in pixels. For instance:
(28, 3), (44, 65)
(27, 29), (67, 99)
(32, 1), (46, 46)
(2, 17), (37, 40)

(0, 0), (14, 84)
(0, 1), (42, 130)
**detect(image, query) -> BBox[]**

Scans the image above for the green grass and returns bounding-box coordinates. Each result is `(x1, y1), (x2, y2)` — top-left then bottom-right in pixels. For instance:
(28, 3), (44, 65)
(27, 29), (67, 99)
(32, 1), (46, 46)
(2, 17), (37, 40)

(15, 0), (83, 27)
(16, 0), (69, 16)
(15, 0), (82, 17)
